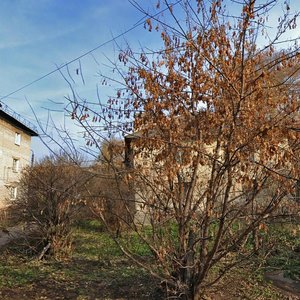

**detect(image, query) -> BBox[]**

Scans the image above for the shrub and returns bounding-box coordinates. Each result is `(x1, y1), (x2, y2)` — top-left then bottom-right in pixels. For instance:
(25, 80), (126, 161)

(10, 153), (92, 260)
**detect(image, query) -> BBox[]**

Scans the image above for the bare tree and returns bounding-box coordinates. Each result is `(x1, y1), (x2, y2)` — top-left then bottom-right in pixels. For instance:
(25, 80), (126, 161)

(61, 0), (300, 298)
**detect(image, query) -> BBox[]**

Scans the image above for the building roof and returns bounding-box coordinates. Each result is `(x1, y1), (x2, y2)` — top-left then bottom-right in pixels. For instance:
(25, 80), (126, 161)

(0, 103), (38, 136)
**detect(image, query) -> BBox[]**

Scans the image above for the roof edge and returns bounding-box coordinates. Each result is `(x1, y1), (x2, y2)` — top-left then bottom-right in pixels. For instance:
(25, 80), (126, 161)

(0, 104), (38, 136)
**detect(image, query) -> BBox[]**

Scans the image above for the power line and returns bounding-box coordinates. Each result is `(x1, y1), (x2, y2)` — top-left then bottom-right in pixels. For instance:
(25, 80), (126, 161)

(0, 0), (182, 102)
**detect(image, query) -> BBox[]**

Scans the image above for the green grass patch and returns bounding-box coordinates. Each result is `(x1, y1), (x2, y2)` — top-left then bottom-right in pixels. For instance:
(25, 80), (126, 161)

(74, 229), (122, 260)
(0, 219), (162, 299)
(0, 219), (298, 299)
(264, 222), (300, 280)
(75, 219), (104, 232)
(0, 263), (40, 287)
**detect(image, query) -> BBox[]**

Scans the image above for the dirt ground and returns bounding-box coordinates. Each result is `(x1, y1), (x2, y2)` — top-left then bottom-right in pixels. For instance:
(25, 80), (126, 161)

(0, 256), (164, 300)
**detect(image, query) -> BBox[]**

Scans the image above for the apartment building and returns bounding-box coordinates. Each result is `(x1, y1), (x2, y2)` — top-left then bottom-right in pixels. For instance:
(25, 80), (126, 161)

(0, 104), (38, 207)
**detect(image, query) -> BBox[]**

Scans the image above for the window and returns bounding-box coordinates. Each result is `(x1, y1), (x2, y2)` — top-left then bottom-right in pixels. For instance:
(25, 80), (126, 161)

(12, 158), (20, 172)
(15, 132), (21, 146)
(10, 186), (17, 200)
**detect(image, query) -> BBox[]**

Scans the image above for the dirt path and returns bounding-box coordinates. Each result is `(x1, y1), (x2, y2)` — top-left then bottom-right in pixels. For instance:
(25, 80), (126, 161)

(265, 271), (300, 299)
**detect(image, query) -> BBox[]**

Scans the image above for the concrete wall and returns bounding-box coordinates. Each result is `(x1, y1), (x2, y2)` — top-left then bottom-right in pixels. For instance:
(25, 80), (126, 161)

(0, 116), (32, 207)
(125, 137), (246, 224)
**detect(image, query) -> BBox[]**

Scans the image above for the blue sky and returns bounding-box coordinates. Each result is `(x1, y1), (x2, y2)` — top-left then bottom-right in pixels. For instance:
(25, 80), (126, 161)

(0, 0), (298, 160)
(0, 0), (163, 159)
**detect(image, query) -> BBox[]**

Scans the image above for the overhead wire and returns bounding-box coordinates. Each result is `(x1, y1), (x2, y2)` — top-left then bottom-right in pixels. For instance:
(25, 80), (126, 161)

(0, 0), (183, 103)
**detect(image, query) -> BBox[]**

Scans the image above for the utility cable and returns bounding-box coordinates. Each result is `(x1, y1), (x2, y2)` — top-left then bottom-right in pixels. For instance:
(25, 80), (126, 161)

(0, 0), (182, 102)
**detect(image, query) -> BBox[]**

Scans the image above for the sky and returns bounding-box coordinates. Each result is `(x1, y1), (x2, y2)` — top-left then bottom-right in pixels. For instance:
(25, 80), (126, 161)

(0, 0), (298, 161)
(0, 0), (164, 160)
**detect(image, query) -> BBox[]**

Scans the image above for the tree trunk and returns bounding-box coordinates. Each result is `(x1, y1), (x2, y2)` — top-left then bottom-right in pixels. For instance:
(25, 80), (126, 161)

(192, 284), (204, 300)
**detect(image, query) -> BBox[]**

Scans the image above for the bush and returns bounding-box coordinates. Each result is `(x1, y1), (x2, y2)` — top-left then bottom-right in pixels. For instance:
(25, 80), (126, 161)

(10, 153), (92, 260)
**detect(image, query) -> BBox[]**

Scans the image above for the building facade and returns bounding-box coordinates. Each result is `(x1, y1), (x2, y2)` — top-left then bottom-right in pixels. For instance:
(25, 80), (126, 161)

(0, 105), (38, 207)
(124, 131), (287, 225)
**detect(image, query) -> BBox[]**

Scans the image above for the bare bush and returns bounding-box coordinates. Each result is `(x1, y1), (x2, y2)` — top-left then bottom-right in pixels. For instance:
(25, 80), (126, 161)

(10, 153), (91, 259)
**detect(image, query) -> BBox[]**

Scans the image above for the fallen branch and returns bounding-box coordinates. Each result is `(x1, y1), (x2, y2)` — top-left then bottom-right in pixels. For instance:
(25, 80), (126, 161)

(38, 243), (51, 260)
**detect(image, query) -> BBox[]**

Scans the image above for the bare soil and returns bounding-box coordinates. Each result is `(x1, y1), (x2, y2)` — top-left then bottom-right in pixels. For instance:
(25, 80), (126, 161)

(265, 271), (300, 299)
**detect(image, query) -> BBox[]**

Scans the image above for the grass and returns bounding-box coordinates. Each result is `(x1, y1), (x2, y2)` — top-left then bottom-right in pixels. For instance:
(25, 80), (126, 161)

(264, 222), (300, 281)
(0, 219), (298, 299)
(0, 219), (162, 300)
(74, 219), (152, 259)
(0, 262), (40, 288)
